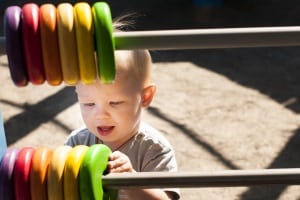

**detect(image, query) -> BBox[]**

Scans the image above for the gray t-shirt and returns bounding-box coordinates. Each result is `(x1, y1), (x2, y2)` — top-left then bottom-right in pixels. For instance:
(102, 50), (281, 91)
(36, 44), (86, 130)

(64, 121), (180, 199)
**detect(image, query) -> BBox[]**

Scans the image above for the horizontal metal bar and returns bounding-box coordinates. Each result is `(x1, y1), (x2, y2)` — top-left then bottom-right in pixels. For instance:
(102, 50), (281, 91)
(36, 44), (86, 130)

(114, 26), (300, 50)
(1, 26), (300, 52)
(102, 168), (300, 189)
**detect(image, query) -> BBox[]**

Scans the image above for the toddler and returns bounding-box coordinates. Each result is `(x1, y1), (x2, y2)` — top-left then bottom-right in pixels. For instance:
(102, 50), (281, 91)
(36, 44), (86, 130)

(65, 49), (180, 199)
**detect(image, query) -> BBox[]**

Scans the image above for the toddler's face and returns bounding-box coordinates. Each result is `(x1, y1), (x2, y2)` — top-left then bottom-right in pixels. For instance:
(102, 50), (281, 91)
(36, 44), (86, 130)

(76, 77), (143, 150)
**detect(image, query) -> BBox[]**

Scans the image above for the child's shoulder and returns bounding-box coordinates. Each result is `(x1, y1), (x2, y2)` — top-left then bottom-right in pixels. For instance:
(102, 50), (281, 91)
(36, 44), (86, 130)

(64, 126), (98, 146)
(135, 121), (173, 149)
(125, 122), (177, 172)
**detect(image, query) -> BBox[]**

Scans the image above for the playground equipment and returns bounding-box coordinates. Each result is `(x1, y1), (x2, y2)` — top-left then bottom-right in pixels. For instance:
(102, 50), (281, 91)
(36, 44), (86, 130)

(1, 1), (300, 199)
(3, 2), (300, 86)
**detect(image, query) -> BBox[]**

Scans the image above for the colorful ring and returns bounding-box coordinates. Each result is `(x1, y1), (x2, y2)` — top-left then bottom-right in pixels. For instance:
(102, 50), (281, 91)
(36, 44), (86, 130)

(22, 3), (45, 85)
(4, 6), (28, 86)
(47, 146), (72, 200)
(79, 144), (116, 200)
(0, 148), (19, 200)
(40, 4), (62, 86)
(92, 2), (116, 84)
(13, 147), (35, 200)
(64, 145), (89, 200)
(57, 3), (80, 85)
(30, 147), (53, 200)
(74, 2), (97, 84)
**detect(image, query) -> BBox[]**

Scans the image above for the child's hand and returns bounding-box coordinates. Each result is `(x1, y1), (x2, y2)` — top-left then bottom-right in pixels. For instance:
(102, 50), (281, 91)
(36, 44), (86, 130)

(108, 151), (135, 173)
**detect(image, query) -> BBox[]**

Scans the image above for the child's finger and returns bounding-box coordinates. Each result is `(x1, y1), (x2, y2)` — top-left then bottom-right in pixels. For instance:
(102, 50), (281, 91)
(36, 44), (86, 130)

(109, 160), (135, 173)
(107, 151), (133, 172)
(108, 155), (127, 169)
(109, 164), (129, 173)
(109, 150), (123, 160)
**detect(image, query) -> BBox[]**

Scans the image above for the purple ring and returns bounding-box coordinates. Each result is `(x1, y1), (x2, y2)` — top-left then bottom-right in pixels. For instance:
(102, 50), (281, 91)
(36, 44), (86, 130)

(0, 148), (19, 199)
(4, 6), (28, 86)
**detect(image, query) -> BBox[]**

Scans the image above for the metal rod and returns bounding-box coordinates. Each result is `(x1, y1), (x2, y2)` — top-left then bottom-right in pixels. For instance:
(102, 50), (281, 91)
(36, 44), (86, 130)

(2, 26), (300, 52)
(114, 26), (300, 50)
(102, 168), (300, 189)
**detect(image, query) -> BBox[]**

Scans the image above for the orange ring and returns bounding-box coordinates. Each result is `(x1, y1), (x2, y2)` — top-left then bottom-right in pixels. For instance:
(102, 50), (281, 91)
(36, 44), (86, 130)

(57, 3), (80, 85)
(30, 147), (53, 200)
(40, 4), (62, 86)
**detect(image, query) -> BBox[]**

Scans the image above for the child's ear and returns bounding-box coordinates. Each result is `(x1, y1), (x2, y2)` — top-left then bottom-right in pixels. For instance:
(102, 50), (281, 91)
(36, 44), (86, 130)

(141, 84), (156, 107)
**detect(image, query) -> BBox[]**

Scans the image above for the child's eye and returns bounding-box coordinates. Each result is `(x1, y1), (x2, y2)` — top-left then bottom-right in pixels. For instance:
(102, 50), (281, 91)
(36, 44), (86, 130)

(83, 103), (95, 107)
(109, 101), (123, 106)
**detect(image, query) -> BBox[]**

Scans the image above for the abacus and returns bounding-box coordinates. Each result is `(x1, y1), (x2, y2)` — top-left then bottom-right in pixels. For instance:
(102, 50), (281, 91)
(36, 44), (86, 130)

(3, 1), (300, 86)
(4, 2), (115, 86)
(2, 1), (300, 200)
(1, 113), (300, 199)
(1, 144), (300, 200)
(0, 143), (114, 200)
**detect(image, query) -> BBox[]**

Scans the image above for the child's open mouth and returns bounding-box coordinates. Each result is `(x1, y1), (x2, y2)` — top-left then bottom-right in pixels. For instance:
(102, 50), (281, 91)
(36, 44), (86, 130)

(97, 126), (114, 136)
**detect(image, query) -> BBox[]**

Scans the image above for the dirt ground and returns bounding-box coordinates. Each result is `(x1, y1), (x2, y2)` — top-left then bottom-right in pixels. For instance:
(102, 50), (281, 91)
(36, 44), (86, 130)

(1, 0), (300, 199)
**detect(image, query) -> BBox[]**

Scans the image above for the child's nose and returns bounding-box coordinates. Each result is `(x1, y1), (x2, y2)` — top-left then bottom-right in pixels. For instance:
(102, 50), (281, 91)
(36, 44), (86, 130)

(95, 105), (109, 119)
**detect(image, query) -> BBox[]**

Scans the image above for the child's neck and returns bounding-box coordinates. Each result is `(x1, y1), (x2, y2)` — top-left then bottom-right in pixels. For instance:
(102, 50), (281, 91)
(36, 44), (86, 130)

(105, 131), (137, 151)
(105, 124), (140, 151)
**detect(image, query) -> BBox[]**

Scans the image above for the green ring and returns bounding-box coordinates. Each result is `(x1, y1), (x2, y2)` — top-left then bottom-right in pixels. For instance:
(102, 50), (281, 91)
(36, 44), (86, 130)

(92, 2), (115, 84)
(79, 144), (116, 200)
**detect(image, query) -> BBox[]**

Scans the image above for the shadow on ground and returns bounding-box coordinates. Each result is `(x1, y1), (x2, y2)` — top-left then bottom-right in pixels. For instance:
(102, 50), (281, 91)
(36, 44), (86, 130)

(1, 87), (76, 144)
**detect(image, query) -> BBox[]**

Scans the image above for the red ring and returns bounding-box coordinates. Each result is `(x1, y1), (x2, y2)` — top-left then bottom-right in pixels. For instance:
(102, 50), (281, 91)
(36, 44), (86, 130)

(13, 147), (35, 200)
(22, 3), (45, 85)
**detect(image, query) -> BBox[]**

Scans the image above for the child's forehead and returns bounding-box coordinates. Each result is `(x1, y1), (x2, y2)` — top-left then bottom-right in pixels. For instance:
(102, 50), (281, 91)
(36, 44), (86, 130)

(75, 50), (148, 91)
(76, 77), (140, 95)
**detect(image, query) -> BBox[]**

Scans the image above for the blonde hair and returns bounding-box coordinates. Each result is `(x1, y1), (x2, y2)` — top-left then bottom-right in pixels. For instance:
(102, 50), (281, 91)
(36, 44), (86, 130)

(113, 16), (153, 88)
(114, 49), (152, 88)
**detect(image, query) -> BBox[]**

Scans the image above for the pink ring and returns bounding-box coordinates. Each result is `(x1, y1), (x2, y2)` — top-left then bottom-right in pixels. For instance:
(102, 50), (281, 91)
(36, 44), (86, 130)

(4, 6), (28, 86)
(22, 3), (45, 85)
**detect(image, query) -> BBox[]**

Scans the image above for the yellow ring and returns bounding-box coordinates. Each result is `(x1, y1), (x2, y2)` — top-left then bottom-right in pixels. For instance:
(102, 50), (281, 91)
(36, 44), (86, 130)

(57, 3), (80, 85)
(74, 2), (97, 84)
(64, 145), (89, 200)
(47, 146), (72, 200)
